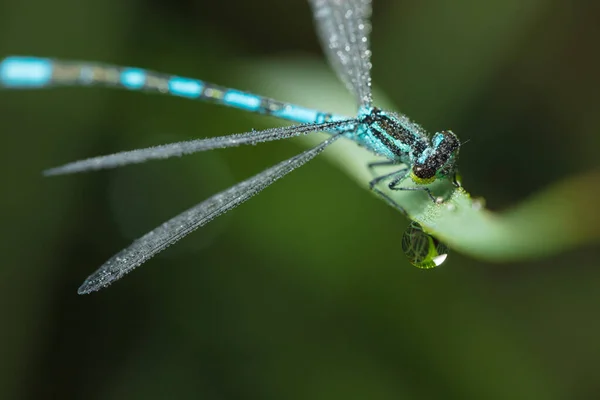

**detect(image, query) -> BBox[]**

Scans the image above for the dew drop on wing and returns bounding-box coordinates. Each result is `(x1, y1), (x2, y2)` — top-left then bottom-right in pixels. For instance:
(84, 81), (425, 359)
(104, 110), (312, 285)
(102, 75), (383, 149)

(401, 221), (449, 269)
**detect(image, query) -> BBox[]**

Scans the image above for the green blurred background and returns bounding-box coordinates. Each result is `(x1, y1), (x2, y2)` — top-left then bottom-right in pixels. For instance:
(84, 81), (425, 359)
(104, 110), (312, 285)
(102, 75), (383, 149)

(1, 0), (599, 399)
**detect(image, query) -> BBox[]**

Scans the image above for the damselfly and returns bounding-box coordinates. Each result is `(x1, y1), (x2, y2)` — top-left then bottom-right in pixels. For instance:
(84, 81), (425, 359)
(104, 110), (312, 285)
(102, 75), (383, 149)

(0, 0), (460, 294)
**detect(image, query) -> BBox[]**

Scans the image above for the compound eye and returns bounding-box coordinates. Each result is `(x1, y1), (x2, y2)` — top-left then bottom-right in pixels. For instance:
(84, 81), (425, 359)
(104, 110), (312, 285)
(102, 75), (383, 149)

(410, 164), (436, 185)
(413, 165), (436, 179)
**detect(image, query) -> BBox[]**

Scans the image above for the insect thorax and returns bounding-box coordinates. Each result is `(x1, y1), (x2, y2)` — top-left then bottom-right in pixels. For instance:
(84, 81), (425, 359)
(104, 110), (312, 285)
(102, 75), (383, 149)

(355, 107), (460, 185)
(356, 107), (429, 163)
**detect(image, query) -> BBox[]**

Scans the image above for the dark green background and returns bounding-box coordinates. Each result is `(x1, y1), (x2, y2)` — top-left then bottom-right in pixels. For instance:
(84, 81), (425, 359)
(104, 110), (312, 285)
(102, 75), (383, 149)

(1, 0), (599, 399)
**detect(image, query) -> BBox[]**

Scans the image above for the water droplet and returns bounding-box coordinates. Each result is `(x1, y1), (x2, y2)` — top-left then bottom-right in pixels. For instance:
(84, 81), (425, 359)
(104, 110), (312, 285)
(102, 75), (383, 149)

(471, 197), (486, 210)
(402, 222), (449, 269)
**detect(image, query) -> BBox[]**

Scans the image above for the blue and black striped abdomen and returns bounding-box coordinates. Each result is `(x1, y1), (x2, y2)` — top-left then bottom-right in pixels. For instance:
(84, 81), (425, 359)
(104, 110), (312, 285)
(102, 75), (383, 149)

(0, 56), (343, 125)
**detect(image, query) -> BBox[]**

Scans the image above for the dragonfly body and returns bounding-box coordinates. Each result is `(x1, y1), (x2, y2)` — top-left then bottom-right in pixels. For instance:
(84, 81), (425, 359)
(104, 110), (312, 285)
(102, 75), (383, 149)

(0, 0), (461, 293)
(1, 56), (460, 185)
(353, 107), (459, 185)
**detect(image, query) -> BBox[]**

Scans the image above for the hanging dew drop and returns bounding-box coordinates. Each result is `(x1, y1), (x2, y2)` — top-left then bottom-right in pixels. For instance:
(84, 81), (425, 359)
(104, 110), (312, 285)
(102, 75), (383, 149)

(402, 221), (449, 269)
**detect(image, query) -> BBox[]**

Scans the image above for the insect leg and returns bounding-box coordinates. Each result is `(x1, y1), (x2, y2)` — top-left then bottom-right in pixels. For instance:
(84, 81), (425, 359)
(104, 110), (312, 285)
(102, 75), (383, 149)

(367, 160), (401, 181)
(370, 187), (409, 217)
(388, 174), (437, 203)
(368, 167), (407, 189)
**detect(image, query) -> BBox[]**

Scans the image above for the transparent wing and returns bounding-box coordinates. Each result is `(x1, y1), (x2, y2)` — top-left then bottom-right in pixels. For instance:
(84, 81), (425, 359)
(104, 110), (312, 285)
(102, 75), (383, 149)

(77, 135), (340, 294)
(44, 119), (353, 176)
(309, 0), (373, 108)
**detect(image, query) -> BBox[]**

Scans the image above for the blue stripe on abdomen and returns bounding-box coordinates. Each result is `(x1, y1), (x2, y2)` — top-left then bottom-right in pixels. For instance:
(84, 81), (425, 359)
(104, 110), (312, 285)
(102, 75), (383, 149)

(222, 90), (261, 111)
(0, 56), (53, 87)
(272, 105), (318, 124)
(120, 68), (146, 89)
(168, 77), (203, 98)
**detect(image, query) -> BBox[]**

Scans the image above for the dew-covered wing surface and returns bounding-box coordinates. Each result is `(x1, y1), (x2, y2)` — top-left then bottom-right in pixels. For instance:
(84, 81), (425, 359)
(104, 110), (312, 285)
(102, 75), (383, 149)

(78, 136), (339, 294)
(308, 0), (373, 108)
(45, 120), (352, 176)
